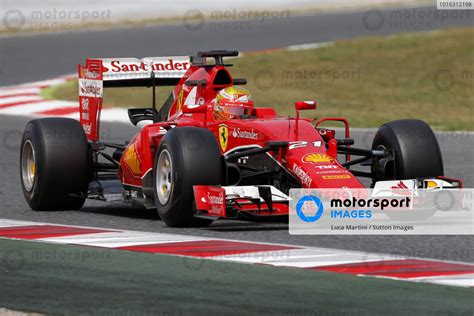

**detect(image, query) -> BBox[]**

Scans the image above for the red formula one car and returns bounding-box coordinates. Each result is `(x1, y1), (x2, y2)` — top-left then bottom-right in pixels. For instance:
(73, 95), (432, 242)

(20, 51), (462, 227)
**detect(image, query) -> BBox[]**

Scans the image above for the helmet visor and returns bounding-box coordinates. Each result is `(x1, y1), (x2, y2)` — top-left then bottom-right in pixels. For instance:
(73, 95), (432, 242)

(222, 106), (246, 117)
(220, 105), (254, 118)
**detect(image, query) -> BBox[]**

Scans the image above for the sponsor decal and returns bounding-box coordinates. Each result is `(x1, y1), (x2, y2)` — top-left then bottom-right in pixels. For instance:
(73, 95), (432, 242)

(123, 144), (141, 176)
(81, 98), (89, 110)
(232, 128), (258, 140)
(316, 170), (350, 175)
(322, 174), (352, 180)
(80, 98), (91, 121)
(425, 180), (439, 189)
(302, 153), (333, 164)
(104, 59), (190, 73)
(391, 180), (411, 196)
(82, 123), (91, 135)
(79, 79), (103, 98)
(99, 57), (190, 81)
(207, 192), (224, 205)
(218, 125), (229, 151)
(176, 90), (184, 112)
(315, 165), (337, 170)
(292, 164), (312, 187)
(85, 71), (100, 79)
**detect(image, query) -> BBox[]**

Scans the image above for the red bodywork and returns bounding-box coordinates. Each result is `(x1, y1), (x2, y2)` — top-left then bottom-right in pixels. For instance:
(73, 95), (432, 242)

(78, 54), (365, 219)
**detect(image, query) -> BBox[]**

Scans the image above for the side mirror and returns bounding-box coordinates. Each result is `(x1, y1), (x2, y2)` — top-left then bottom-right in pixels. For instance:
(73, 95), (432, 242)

(182, 104), (207, 114)
(295, 101), (317, 111)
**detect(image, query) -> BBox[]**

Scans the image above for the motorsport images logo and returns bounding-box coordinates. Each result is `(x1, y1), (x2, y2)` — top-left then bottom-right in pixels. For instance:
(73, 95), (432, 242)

(290, 188), (474, 235)
(295, 193), (386, 223)
(296, 195), (324, 222)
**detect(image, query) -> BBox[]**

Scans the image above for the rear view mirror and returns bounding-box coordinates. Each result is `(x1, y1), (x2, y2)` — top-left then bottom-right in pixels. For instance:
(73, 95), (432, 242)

(128, 108), (156, 126)
(295, 101), (317, 111)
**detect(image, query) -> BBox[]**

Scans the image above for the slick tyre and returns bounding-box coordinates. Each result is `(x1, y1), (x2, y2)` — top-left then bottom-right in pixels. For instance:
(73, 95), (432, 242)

(20, 118), (90, 211)
(371, 119), (443, 220)
(371, 119), (443, 180)
(153, 127), (224, 227)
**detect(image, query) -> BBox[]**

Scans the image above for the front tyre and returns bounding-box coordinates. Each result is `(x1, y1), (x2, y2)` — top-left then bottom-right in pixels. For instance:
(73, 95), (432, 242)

(371, 119), (443, 181)
(20, 118), (90, 211)
(153, 127), (224, 227)
(371, 119), (443, 220)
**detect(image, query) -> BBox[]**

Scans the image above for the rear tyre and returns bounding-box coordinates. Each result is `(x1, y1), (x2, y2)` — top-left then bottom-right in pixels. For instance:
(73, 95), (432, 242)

(153, 127), (224, 227)
(371, 119), (443, 181)
(20, 118), (90, 211)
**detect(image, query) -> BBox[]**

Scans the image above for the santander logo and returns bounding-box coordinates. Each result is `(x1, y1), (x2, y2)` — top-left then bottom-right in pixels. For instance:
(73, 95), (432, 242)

(232, 128), (258, 140)
(207, 192), (224, 205)
(103, 59), (190, 73)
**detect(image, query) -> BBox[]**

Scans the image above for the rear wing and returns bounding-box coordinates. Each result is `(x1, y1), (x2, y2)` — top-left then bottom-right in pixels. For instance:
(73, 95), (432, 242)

(78, 56), (190, 141)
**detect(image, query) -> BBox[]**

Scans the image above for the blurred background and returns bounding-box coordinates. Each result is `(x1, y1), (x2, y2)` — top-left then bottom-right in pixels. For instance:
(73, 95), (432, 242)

(1, 0), (430, 28)
(0, 0), (472, 131)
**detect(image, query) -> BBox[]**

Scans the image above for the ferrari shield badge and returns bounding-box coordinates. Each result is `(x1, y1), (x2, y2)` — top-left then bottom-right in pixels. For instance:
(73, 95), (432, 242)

(218, 124), (228, 152)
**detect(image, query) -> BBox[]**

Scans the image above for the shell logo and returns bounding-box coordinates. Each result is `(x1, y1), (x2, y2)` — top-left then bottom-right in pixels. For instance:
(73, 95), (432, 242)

(123, 144), (141, 176)
(302, 153), (333, 164)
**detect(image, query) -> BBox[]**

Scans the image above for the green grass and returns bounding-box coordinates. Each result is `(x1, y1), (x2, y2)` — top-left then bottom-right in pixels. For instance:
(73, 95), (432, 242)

(1, 238), (473, 315)
(43, 27), (474, 130)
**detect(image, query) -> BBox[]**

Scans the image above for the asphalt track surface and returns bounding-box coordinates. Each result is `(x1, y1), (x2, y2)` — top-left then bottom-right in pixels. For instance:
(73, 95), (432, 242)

(1, 116), (473, 263)
(0, 5), (473, 86)
(1, 239), (472, 315)
(0, 5), (473, 263)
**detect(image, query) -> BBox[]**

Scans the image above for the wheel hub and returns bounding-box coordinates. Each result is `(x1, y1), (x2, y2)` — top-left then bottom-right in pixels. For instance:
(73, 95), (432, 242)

(21, 140), (36, 192)
(156, 149), (173, 205)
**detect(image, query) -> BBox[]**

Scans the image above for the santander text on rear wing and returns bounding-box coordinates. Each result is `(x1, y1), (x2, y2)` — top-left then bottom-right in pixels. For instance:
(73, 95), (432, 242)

(78, 56), (190, 141)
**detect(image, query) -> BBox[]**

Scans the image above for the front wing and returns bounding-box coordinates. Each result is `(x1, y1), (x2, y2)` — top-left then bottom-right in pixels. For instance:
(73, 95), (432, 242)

(192, 177), (462, 221)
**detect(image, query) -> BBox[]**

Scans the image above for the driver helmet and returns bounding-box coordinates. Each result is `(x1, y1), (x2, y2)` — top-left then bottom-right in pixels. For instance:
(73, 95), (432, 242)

(214, 86), (254, 120)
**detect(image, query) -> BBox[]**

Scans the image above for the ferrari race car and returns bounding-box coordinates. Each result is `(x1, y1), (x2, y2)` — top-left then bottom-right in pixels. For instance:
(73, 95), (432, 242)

(20, 50), (462, 227)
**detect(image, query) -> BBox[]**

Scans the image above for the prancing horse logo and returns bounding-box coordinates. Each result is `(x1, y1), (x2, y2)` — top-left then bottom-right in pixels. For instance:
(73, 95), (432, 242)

(218, 125), (228, 152)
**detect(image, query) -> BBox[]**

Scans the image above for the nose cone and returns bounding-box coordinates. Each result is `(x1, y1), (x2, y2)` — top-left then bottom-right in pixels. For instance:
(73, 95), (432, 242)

(289, 157), (364, 189)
